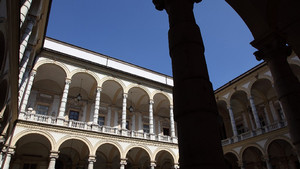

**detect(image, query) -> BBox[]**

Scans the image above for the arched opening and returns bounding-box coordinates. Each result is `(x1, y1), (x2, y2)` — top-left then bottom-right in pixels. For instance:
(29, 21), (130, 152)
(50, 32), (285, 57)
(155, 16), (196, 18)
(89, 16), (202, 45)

(125, 147), (151, 169)
(155, 150), (174, 169)
(153, 93), (171, 137)
(268, 139), (299, 169)
(94, 143), (121, 169)
(10, 133), (52, 168)
(224, 152), (239, 169)
(217, 100), (232, 139)
(57, 139), (90, 169)
(242, 146), (265, 169)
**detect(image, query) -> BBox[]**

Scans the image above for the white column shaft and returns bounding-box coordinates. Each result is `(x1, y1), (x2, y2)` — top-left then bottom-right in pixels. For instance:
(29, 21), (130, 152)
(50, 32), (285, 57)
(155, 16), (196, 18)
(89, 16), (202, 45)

(170, 106), (175, 137)
(121, 94), (127, 129)
(2, 153), (12, 169)
(93, 88), (101, 124)
(20, 71), (36, 112)
(249, 96), (261, 128)
(20, 20), (35, 61)
(228, 106), (238, 136)
(88, 162), (94, 169)
(58, 79), (71, 118)
(48, 158), (56, 169)
(149, 100), (154, 134)
(20, 0), (33, 27)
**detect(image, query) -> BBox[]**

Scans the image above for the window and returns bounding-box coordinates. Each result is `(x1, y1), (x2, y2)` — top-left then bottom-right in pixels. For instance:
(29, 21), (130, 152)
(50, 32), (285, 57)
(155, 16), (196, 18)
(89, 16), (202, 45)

(36, 105), (49, 115)
(69, 110), (79, 121)
(163, 128), (170, 136)
(143, 124), (149, 133)
(98, 116), (105, 126)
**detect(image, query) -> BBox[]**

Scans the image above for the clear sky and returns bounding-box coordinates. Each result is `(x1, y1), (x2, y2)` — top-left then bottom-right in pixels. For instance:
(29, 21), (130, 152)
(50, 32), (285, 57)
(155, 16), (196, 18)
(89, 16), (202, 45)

(46, 0), (261, 90)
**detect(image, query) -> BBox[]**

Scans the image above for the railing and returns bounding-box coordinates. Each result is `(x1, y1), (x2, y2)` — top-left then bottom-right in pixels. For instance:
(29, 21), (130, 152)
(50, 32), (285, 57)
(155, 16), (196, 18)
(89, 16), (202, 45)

(19, 111), (178, 144)
(221, 120), (287, 146)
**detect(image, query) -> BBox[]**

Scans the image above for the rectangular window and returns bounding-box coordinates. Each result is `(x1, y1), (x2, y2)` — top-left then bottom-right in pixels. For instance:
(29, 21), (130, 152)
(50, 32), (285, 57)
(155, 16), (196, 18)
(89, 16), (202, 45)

(36, 105), (49, 115)
(69, 110), (79, 121)
(143, 124), (149, 133)
(98, 116), (105, 126)
(163, 128), (170, 136)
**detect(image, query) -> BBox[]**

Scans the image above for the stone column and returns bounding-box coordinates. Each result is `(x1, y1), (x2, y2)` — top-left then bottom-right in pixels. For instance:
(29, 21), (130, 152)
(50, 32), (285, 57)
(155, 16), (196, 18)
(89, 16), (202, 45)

(19, 47), (32, 86)
(93, 87), (102, 124)
(20, 17), (36, 61)
(150, 161), (156, 169)
(174, 163), (180, 169)
(20, 0), (33, 27)
(170, 105), (176, 137)
(153, 1), (226, 168)
(2, 148), (14, 169)
(120, 159), (127, 169)
(121, 93), (128, 130)
(20, 70), (36, 112)
(107, 107), (112, 127)
(57, 79), (71, 124)
(263, 156), (273, 169)
(88, 156), (96, 169)
(149, 100), (154, 134)
(48, 151), (59, 169)
(252, 33), (300, 161)
(249, 96), (262, 129)
(227, 106), (238, 136)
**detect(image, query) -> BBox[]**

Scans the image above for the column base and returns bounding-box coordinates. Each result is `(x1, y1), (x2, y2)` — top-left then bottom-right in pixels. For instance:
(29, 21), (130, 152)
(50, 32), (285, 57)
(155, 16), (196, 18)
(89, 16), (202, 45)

(57, 117), (65, 126)
(91, 124), (99, 131)
(172, 137), (178, 143)
(150, 134), (156, 140)
(121, 129), (128, 136)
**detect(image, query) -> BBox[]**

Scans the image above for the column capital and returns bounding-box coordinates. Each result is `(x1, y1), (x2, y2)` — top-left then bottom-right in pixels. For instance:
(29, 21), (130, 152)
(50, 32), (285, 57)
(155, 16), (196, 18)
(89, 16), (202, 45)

(30, 70), (37, 76)
(149, 99), (154, 105)
(49, 151), (59, 159)
(88, 155), (96, 162)
(170, 105), (173, 109)
(65, 78), (71, 84)
(174, 163), (180, 169)
(96, 86), (102, 92)
(123, 93), (128, 98)
(120, 158), (127, 165)
(150, 161), (156, 167)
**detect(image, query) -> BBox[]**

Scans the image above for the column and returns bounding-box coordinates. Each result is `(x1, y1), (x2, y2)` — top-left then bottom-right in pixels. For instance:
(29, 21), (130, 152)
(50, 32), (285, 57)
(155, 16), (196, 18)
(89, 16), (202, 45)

(150, 161), (156, 169)
(58, 79), (71, 121)
(174, 163), (180, 169)
(93, 87), (102, 124)
(149, 100), (154, 134)
(18, 68), (30, 107)
(121, 93), (128, 130)
(107, 107), (112, 127)
(48, 151), (59, 169)
(153, 1), (227, 168)
(249, 95), (262, 129)
(263, 156), (273, 169)
(170, 106), (176, 137)
(120, 159), (127, 169)
(19, 47), (32, 86)
(88, 156), (96, 169)
(20, 70), (36, 112)
(252, 33), (300, 162)
(20, 17), (36, 62)
(20, 0), (33, 27)
(263, 106), (271, 125)
(269, 101), (279, 122)
(2, 148), (14, 169)
(114, 110), (119, 128)
(227, 106), (238, 136)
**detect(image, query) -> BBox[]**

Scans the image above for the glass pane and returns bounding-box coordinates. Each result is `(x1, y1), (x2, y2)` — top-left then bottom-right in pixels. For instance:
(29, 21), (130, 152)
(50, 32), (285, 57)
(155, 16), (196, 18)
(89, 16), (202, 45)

(98, 116), (105, 125)
(143, 124), (149, 133)
(69, 111), (79, 121)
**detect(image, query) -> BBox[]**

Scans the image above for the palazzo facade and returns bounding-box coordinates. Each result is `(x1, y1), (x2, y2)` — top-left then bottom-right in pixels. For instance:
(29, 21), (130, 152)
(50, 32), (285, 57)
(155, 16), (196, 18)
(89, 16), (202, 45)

(0, 0), (300, 169)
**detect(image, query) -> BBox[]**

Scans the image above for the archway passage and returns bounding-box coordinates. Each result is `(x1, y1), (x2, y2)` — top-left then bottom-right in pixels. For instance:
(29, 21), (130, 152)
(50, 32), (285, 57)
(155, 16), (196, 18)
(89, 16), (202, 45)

(242, 146), (265, 169)
(10, 133), (52, 169)
(155, 150), (174, 169)
(125, 147), (150, 169)
(94, 143), (121, 169)
(57, 139), (89, 169)
(268, 139), (300, 169)
(224, 152), (239, 169)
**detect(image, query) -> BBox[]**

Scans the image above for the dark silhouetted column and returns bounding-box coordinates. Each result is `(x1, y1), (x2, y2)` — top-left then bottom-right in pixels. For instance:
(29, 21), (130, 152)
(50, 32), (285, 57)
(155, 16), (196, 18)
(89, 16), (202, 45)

(153, 0), (226, 168)
(253, 33), (300, 159)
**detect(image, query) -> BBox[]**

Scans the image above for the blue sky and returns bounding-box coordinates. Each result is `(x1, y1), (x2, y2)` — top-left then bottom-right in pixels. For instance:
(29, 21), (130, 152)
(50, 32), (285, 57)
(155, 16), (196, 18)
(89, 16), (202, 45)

(46, 0), (261, 90)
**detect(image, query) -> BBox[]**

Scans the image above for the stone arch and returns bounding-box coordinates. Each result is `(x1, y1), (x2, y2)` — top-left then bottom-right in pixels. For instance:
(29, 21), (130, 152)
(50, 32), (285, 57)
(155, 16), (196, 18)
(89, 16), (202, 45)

(236, 86), (250, 97)
(249, 78), (273, 95)
(92, 140), (123, 156)
(227, 89), (248, 104)
(123, 144), (152, 160)
(69, 69), (101, 86)
(99, 76), (126, 92)
(11, 129), (55, 150)
(33, 59), (70, 77)
(264, 136), (294, 155)
(153, 148), (177, 163)
(55, 135), (92, 153)
(125, 84), (151, 99)
(240, 143), (265, 159)
(151, 90), (172, 104)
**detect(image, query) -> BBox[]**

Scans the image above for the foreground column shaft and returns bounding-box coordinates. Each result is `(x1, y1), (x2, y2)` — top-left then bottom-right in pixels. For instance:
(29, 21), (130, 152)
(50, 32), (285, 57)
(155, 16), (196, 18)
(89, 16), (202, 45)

(153, 1), (226, 168)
